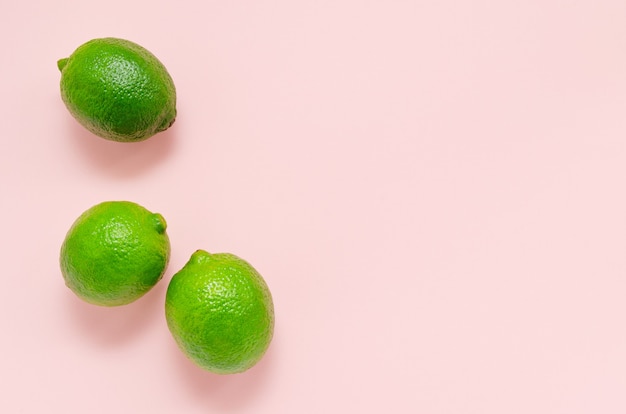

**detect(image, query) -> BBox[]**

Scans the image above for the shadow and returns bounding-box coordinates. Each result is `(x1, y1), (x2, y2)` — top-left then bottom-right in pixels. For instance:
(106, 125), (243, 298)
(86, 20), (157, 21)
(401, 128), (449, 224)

(169, 330), (278, 411)
(63, 277), (168, 347)
(66, 117), (178, 177)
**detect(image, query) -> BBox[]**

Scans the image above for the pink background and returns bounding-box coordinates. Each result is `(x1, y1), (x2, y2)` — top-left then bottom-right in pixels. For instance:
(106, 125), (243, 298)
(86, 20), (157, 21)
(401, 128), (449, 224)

(2, 1), (626, 412)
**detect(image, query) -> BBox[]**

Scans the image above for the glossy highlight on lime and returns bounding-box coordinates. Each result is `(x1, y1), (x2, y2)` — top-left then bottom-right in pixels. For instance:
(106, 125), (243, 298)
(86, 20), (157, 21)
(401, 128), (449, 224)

(165, 250), (275, 374)
(60, 201), (171, 306)
(58, 37), (176, 142)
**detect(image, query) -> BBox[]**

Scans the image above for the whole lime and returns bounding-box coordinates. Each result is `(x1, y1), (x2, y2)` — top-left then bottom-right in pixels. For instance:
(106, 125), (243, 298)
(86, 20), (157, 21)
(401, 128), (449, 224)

(165, 250), (275, 374)
(57, 37), (176, 142)
(60, 201), (171, 306)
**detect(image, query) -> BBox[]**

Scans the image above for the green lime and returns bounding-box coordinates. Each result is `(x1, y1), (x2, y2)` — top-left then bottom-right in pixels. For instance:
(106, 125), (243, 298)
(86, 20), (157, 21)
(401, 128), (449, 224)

(60, 201), (171, 306)
(57, 37), (176, 142)
(165, 250), (274, 374)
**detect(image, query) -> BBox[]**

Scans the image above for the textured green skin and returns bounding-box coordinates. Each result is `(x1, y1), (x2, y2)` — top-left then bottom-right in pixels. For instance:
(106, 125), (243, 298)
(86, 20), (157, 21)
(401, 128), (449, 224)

(60, 201), (170, 306)
(58, 38), (176, 142)
(165, 250), (275, 374)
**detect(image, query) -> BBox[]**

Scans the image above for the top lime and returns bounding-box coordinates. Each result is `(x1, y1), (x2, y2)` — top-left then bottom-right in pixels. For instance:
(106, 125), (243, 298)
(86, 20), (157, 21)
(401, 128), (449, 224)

(58, 37), (176, 142)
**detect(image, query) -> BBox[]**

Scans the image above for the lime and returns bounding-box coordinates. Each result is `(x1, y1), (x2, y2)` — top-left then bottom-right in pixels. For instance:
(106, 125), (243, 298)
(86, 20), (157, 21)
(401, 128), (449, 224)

(57, 37), (176, 142)
(165, 250), (274, 374)
(60, 201), (171, 306)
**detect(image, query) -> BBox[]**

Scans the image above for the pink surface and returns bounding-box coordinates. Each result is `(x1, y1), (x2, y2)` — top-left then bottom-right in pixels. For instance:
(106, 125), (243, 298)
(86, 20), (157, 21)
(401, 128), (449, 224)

(2, 1), (626, 412)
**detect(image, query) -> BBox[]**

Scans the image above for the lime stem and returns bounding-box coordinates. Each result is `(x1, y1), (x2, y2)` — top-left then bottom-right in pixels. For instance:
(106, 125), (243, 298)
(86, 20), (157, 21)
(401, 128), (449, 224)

(57, 58), (69, 71)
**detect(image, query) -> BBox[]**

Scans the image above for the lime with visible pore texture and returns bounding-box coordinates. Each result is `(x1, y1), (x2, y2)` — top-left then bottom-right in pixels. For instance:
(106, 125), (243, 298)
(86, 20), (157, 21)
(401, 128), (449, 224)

(165, 250), (275, 374)
(60, 201), (171, 306)
(58, 37), (176, 142)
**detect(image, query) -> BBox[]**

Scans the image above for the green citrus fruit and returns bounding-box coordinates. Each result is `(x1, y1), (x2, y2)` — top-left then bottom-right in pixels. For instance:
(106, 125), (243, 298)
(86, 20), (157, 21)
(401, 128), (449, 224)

(165, 250), (275, 374)
(60, 201), (171, 306)
(57, 37), (176, 142)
